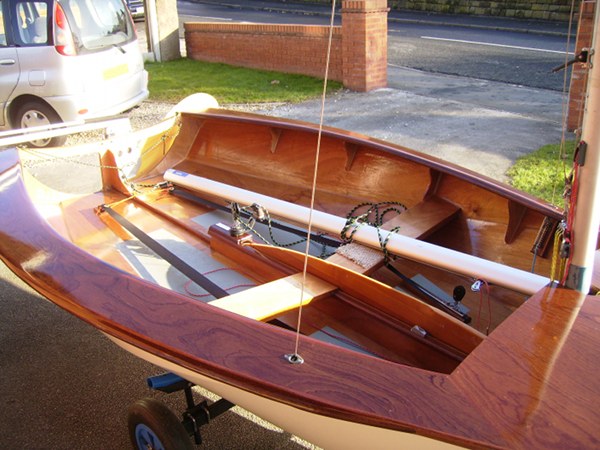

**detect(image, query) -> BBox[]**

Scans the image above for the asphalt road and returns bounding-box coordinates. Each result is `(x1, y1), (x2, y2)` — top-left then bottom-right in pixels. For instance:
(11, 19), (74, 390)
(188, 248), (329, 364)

(387, 27), (571, 91)
(178, 0), (575, 91)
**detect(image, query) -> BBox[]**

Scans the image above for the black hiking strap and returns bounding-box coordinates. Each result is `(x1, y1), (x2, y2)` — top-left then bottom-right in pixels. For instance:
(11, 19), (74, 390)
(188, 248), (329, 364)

(101, 205), (229, 299)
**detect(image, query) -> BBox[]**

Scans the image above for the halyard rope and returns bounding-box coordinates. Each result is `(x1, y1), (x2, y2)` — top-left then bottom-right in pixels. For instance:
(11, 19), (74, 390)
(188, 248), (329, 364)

(288, 0), (338, 365)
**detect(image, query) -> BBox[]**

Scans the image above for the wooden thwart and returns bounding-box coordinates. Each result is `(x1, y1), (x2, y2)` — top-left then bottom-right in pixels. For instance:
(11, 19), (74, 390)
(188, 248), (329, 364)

(383, 197), (460, 239)
(329, 197), (460, 274)
(209, 272), (336, 321)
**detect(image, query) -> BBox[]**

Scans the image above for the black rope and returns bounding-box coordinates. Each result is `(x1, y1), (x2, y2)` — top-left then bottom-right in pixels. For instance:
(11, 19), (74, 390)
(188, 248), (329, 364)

(233, 204), (335, 259)
(169, 187), (341, 251)
(341, 201), (407, 262)
(345, 201), (407, 227)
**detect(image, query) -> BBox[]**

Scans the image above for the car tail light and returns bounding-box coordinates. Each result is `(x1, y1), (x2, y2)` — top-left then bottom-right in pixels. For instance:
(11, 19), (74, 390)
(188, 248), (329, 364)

(53, 3), (77, 56)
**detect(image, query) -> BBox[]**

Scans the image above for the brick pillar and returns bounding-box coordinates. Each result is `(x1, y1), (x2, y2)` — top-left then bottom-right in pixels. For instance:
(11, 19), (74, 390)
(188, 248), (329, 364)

(341, 0), (389, 92)
(567, 0), (596, 132)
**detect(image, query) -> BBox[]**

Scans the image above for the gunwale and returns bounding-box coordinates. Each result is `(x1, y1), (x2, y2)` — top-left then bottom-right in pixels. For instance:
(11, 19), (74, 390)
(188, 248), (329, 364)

(185, 109), (563, 219)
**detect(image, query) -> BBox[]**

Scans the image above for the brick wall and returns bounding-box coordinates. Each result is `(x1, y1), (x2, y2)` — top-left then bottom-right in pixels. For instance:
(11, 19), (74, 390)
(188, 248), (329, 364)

(184, 23), (343, 81)
(185, 1), (389, 92)
(567, 0), (595, 131)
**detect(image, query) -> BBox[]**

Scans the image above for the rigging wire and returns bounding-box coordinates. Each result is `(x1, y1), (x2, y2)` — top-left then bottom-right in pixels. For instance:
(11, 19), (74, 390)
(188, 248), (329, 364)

(287, 0), (338, 364)
(561, 144), (583, 285)
(554, 0), (579, 205)
(475, 279), (492, 336)
(550, 0), (583, 283)
(570, 1), (594, 145)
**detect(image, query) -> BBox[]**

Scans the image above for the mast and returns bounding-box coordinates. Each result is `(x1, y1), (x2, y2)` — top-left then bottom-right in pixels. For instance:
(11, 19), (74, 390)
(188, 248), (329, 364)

(565, 4), (600, 292)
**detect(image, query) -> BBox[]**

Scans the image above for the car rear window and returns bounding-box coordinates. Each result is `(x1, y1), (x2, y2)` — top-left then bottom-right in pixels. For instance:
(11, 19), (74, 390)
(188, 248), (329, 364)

(13, 1), (49, 45)
(59, 0), (135, 52)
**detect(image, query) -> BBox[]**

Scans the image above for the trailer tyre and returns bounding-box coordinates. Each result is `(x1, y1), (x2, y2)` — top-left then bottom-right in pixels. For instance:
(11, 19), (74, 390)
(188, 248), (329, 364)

(128, 398), (194, 450)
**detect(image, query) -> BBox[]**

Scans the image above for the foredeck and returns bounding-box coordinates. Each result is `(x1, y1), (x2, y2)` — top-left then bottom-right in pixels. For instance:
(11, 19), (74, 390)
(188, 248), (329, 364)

(453, 287), (600, 448)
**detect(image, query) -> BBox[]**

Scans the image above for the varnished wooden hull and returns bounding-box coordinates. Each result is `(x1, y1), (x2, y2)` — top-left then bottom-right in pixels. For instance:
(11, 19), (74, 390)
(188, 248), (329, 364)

(1, 104), (598, 448)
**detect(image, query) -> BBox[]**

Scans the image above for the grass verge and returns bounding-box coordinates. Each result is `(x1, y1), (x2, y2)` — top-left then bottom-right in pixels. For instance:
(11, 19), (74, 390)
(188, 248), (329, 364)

(146, 58), (342, 104)
(507, 140), (575, 206)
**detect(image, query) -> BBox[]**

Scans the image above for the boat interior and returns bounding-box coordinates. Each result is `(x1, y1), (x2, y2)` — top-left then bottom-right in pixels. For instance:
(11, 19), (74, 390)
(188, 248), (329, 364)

(16, 109), (577, 376)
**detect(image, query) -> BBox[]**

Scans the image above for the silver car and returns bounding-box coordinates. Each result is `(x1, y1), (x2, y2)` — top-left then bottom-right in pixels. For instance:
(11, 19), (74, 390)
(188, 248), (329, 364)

(0, 0), (148, 147)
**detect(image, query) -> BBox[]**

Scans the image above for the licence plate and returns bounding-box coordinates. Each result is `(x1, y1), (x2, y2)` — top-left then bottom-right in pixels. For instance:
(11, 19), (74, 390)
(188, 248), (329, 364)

(103, 64), (129, 80)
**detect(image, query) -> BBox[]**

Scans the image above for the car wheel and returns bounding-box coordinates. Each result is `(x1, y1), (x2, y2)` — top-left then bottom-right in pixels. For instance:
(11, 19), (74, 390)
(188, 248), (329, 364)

(15, 102), (68, 148)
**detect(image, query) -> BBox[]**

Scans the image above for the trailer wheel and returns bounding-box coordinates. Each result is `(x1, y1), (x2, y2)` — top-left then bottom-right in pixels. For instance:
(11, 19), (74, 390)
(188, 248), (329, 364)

(128, 398), (195, 450)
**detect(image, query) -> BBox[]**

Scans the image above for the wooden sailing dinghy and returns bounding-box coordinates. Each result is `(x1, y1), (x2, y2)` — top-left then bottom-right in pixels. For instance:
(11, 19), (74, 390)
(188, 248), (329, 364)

(0, 90), (599, 449)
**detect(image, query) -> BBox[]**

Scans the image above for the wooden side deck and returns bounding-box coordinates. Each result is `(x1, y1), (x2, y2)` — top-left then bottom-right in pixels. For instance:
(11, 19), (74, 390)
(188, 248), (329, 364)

(453, 287), (600, 448)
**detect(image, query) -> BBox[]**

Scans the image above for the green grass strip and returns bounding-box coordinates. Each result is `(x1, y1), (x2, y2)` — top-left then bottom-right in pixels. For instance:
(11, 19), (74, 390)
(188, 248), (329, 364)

(507, 140), (575, 206)
(146, 58), (342, 104)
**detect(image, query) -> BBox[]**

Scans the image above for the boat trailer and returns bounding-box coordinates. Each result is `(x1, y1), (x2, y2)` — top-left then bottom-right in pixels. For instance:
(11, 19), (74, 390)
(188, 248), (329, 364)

(128, 372), (234, 449)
